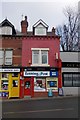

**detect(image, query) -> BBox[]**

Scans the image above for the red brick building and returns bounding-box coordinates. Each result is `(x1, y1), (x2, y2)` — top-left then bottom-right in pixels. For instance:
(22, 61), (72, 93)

(0, 18), (22, 98)
(20, 16), (62, 98)
(0, 17), (62, 99)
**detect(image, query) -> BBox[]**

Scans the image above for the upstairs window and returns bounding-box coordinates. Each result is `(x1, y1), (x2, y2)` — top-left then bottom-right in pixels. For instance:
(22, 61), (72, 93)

(0, 49), (13, 65)
(0, 26), (12, 35)
(0, 50), (4, 65)
(32, 48), (49, 66)
(33, 19), (48, 36)
(35, 24), (47, 36)
(5, 50), (13, 65)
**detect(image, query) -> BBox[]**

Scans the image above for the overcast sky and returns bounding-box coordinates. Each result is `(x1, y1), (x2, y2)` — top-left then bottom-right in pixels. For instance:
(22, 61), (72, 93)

(0, 0), (79, 31)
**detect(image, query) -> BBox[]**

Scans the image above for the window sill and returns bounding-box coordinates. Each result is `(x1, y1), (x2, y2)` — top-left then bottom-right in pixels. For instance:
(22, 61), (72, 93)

(31, 64), (50, 67)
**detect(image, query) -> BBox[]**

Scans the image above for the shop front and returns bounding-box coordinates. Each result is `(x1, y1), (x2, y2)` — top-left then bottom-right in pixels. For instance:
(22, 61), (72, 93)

(0, 67), (20, 98)
(23, 67), (59, 98)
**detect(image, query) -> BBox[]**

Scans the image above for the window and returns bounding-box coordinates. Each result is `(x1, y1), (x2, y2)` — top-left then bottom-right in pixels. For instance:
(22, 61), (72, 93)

(25, 81), (30, 89)
(46, 77), (58, 89)
(41, 51), (47, 64)
(32, 50), (39, 64)
(32, 48), (49, 66)
(0, 49), (13, 65)
(34, 78), (46, 91)
(1, 73), (9, 90)
(63, 74), (72, 87)
(73, 74), (80, 87)
(63, 73), (80, 87)
(13, 80), (18, 87)
(35, 24), (47, 36)
(0, 50), (4, 65)
(0, 26), (12, 35)
(5, 49), (13, 65)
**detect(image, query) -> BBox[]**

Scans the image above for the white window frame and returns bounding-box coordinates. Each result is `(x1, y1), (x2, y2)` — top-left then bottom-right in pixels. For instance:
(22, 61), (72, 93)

(0, 26), (12, 35)
(4, 49), (13, 65)
(0, 49), (4, 65)
(35, 25), (47, 36)
(31, 48), (49, 66)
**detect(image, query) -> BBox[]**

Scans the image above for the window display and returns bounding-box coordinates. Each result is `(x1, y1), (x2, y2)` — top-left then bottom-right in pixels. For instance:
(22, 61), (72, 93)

(1, 73), (9, 90)
(34, 78), (46, 91)
(46, 77), (58, 89)
(1, 80), (8, 90)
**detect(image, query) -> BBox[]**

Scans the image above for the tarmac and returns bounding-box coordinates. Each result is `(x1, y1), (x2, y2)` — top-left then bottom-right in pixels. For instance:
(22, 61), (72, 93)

(0, 95), (79, 102)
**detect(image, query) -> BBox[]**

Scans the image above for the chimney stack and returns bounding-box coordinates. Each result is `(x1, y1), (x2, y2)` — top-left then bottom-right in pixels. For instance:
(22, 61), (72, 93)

(21, 16), (28, 34)
(52, 27), (55, 35)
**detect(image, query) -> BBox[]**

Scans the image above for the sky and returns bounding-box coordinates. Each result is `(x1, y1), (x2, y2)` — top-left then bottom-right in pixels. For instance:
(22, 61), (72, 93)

(0, 0), (80, 32)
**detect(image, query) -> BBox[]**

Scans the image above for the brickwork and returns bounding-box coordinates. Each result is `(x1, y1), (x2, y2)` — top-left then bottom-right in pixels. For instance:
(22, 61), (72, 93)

(0, 36), (22, 66)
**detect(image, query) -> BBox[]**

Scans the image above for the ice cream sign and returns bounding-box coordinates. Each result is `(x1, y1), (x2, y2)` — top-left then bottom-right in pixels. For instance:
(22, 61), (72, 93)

(24, 71), (50, 77)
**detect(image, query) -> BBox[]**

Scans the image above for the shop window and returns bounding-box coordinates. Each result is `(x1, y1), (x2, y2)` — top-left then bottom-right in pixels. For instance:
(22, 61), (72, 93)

(13, 80), (18, 87)
(12, 73), (18, 77)
(63, 73), (80, 87)
(1, 80), (8, 90)
(0, 73), (9, 90)
(46, 77), (58, 89)
(63, 74), (72, 87)
(2, 73), (9, 78)
(47, 81), (57, 88)
(25, 81), (30, 89)
(73, 74), (80, 87)
(34, 78), (46, 91)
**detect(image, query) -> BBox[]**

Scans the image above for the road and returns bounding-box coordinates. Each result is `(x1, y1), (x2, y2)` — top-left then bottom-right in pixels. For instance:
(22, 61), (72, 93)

(1, 96), (79, 118)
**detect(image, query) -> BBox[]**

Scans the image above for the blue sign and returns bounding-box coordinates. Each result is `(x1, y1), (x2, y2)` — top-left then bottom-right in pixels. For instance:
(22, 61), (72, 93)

(58, 88), (64, 96)
(48, 89), (53, 97)
(50, 71), (58, 77)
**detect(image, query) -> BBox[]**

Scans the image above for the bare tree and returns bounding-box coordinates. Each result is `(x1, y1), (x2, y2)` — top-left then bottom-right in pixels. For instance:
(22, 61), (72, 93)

(56, 5), (80, 51)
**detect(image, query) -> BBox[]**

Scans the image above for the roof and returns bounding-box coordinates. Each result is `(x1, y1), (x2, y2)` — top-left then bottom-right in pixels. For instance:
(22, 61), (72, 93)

(33, 19), (49, 28)
(0, 18), (14, 27)
(0, 18), (16, 35)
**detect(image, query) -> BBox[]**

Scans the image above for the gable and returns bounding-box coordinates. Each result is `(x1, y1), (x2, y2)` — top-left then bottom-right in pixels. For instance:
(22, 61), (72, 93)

(33, 19), (49, 28)
(0, 19), (16, 35)
(33, 19), (48, 36)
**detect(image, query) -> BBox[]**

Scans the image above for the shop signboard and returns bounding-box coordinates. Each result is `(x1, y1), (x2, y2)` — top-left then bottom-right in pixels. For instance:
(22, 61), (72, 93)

(24, 71), (50, 77)
(50, 71), (58, 77)
(0, 68), (20, 72)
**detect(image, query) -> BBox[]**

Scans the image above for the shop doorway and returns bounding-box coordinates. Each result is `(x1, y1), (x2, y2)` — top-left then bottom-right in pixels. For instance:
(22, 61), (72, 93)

(9, 73), (20, 98)
(24, 78), (31, 97)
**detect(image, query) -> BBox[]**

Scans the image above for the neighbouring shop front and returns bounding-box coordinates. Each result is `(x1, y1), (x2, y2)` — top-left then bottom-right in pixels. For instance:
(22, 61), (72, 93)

(0, 67), (20, 98)
(22, 67), (60, 98)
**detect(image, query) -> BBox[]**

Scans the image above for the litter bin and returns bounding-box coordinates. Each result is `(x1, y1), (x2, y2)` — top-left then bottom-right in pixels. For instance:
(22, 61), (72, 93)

(48, 89), (53, 97)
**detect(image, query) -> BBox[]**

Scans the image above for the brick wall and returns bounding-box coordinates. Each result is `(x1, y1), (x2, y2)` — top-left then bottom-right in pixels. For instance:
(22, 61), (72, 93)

(0, 36), (22, 66)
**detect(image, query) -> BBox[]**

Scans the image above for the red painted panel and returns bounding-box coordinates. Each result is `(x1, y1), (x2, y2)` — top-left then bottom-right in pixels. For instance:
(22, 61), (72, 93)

(22, 37), (60, 67)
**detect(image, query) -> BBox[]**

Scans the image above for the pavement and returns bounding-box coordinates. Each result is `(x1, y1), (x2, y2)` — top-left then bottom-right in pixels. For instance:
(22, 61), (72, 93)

(0, 95), (79, 102)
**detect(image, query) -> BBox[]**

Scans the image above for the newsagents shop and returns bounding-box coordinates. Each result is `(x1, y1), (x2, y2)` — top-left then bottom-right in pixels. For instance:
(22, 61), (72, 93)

(20, 67), (61, 98)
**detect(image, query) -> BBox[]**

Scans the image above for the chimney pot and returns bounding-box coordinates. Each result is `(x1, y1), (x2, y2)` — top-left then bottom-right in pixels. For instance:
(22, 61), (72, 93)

(52, 27), (55, 35)
(21, 15), (28, 34)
